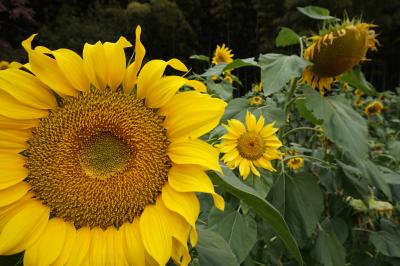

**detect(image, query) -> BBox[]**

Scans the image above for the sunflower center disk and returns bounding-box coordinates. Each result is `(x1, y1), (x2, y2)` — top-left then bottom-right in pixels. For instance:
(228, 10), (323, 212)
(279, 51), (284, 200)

(26, 90), (171, 229)
(237, 132), (265, 160)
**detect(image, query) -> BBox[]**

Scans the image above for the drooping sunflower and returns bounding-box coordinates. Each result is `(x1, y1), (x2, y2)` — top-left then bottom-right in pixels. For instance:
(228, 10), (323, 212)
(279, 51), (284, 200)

(364, 100), (383, 116)
(0, 26), (227, 266)
(302, 20), (378, 94)
(211, 44), (234, 65)
(287, 157), (304, 171)
(219, 112), (282, 180)
(248, 96), (264, 106)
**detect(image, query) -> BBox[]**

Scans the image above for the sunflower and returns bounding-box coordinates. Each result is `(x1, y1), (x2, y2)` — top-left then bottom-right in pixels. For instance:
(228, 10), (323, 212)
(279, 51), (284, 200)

(354, 88), (364, 96)
(248, 96), (263, 106)
(364, 100), (383, 116)
(302, 20), (378, 94)
(353, 97), (363, 107)
(0, 60), (22, 70)
(0, 26), (227, 266)
(219, 111), (282, 180)
(341, 82), (350, 93)
(287, 157), (304, 171)
(223, 71), (233, 84)
(211, 44), (234, 65)
(252, 82), (263, 93)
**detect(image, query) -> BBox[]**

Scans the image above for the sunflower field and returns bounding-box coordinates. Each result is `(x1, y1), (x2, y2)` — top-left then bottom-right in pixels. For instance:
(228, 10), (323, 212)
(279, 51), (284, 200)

(0, 2), (399, 266)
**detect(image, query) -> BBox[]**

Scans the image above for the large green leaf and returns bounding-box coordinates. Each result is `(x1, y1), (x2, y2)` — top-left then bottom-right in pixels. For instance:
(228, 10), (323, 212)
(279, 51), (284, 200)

(297, 6), (339, 21)
(209, 166), (303, 265)
(337, 160), (370, 203)
(311, 230), (346, 266)
(221, 98), (248, 122)
(275, 27), (300, 47)
(340, 66), (376, 96)
(208, 209), (257, 263)
(201, 63), (226, 77)
(251, 106), (286, 128)
(223, 58), (259, 72)
(304, 87), (369, 159)
(196, 227), (239, 266)
(295, 98), (322, 125)
(370, 230), (400, 258)
(259, 53), (310, 96)
(269, 173), (324, 245)
(206, 80), (233, 100)
(189, 54), (210, 63)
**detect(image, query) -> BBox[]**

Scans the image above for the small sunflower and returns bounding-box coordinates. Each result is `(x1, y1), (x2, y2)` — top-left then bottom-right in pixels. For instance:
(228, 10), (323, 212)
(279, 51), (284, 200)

(248, 96), (264, 106)
(252, 82), (263, 93)
(0, 26), (226, 265)
(342, 82), (350, 93)
(212, 44), (234, 65)
(219, 112), (282, 180)
(0, 60), (22, 70)
(287, 157), (304, 171)
(364, 100), (383, 116)
(354, 88), (364, 96)
(353, 97), (363, 107)
(223, 71), (233, 84)
(302, 20), (378, 94)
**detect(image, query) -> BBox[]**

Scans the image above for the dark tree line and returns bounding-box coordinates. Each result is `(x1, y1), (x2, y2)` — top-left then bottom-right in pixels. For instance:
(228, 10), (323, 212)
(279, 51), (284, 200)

(1, 0), (399, 90)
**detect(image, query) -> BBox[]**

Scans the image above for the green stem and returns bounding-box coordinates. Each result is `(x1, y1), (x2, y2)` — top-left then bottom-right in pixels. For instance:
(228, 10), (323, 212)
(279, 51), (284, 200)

(279, 77), (298, 138)
(282, 126), (322, 138)
(299, 36), (304, 58)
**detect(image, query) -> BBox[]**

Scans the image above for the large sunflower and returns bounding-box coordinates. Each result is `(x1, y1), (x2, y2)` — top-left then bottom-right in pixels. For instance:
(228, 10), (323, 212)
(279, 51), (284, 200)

(211, 44), (234, 65)
(302, 20), (378, 94)
(219, 112), (282, 180)
(0, 26), (226, 265)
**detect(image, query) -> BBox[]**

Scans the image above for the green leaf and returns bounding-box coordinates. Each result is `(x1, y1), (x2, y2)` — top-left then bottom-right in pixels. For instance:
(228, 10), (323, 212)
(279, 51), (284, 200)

(223, 58), (259, 72)
(221, 98), (248, 122)
(337, 160), (370, 203)
(370, 230), (400, 258)
(311, 230), (346, 266)
(209, 166), (303, 265)
(297, 6), (339, 21)
(259, 53), (311, 96)
(340, 66), (376, 96)
(201, 64), (226, 77)
(389, 141), (400, 160)
(275, 27), (300, 47)
(303, 87), (368, 159)
(380, 166), (400, 185)
(189, 54), (210, 63)
(208, 209), (257, 263)
(196, 227), (239, 266)
(252, 106), (286, 128)
(206, 80), (233, 100)
(295, 98), (322, 125)
(269, 173), (324, 245)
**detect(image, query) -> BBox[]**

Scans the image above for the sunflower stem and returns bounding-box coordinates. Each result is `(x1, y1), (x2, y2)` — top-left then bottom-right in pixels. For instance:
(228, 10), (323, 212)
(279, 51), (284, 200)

(279, 77), (298, 139)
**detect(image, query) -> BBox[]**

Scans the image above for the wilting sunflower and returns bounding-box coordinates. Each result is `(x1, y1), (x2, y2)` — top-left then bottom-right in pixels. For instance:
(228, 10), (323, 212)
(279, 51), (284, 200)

(287, 157), (304, 171)
(248, 96), (264, 106)
(364, 100), (383, 116)
(353, 97), (363, 107)
(211, 44), (234, 65)
(219, 112), (282, 180)
(0, 26), (227, 266)
(302, 19), (378, 94)
(0, 60), (22, 70)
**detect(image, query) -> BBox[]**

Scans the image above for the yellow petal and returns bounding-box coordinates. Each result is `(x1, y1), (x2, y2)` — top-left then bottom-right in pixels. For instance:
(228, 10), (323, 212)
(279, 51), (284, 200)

(65, 227), (91, 266)
(123, 26), (146, 94)
(168, 164), (224, 210)
(24, 218), (67, 266)
(249, 161), (260, 177)
(145, 76), (187, 108)
(0, 115), (37, 129)
(239, 159), (251, 180)
(83, 41), (107, 90)
(160, 91), (226, 140)
(185, 80), (206, 92)
(0, 89), (48, 119)
(0, 199), (49, 255)
(140, 202), (172, 266)
(0, 182), (30, 207)
(104, 37), (132, 91)
(0, 152), (28, 189)
(227, 119), (246, 134)
(52, 48), (90, 92)
(52, 222), (76, 266)
(254, 116), (265, 133)
(172, 238), (191, 266)
(21, 34), (78, 96)
(245, 111), (257, 132)
(105, 226), (129, 266)
(0, 69), (57, 109)
(89, 227), (107, 266)
(121, 219), (145, 266)
(168, 139), (221, 172)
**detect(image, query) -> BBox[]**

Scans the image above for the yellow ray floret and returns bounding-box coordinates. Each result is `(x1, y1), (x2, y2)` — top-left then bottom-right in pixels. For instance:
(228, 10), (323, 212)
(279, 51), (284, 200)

(302, 21), (378, 94)
(287, 157), (304, 171)
(212, 43), (234, 65)
(0, 25), (227, 266)
(219, 111), (283, 180)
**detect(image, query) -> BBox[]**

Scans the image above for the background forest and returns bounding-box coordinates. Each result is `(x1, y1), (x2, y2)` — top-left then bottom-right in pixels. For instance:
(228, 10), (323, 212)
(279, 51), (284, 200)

(1, 0), (399, 93)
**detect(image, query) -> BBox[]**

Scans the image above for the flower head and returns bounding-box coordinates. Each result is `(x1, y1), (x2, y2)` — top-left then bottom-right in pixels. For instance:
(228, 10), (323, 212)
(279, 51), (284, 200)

(252, 82), (263, 93)
(248, 95), (264, 106)
(354, 88), (364, 96)
(212, 44), (234, 65)
(219, 112), (282, 180)
(287, 157), (304, 171)
(0, 26), (226, 265)
(302, 20), (378, 94)
(353, 97), (363, 107)
(364, 100), (383, 115)
(342, 82), (350, 93)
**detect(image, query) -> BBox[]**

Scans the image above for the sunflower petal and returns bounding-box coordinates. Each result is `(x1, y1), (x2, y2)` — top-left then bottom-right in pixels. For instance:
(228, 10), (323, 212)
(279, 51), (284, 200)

(140, 202), (172, 266)
(121, 219), (145, 266)
(52, 222), (76, 266)
(89, 227), (107, 266)
(145, 76), (187, 108)
(168, 164), (224, 210)
(168, 139), (221, 172)
(0, 182), (30, 207)
(245, 111), (257, 132)
(83, 41), (107, 90)
(0, 199), (49, 255)
(239, 159), (251, 180)
(65, 227), (91, 266)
